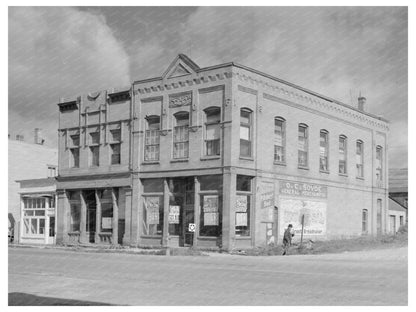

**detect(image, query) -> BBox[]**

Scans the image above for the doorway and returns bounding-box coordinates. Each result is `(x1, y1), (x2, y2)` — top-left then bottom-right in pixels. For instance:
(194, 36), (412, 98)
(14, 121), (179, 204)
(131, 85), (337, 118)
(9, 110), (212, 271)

(84, 190), (97, 243)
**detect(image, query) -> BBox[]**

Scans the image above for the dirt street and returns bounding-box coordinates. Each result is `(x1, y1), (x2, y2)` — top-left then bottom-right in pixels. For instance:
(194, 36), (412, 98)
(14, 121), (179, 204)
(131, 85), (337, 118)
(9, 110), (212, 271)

(8, 246), (407, 305)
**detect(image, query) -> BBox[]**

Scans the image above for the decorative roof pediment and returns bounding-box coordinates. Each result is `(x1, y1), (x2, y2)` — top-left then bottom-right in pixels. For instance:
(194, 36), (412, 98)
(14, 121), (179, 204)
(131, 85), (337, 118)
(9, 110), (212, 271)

(162, 54), (200, 79)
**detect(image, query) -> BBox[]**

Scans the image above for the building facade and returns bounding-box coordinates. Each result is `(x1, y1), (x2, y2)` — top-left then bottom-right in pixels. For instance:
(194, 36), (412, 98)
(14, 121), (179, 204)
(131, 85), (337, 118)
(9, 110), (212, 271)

(56, 54), (389, 250)
(17, 178), (57, 244)
(8, 133), (58, 242)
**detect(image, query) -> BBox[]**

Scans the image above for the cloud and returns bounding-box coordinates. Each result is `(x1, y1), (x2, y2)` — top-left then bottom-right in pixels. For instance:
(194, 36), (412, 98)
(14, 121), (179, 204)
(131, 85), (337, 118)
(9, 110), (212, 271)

(9, 7), (131, 146)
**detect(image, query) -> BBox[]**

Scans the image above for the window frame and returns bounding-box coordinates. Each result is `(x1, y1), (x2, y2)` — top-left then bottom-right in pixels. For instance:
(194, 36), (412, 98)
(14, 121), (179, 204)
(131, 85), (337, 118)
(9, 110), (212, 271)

(204, 107), (221, 157)
(319, 130), (329, 172)
(22, 197), (47, 237)
(173, 111), (190, 159)
(239, 108), (252, 158)
(274, 117), (286, 164)
(144, 115), (161, 162)
(298, 123), (309, 168)
(376, 145), (383, 182)
(356, 140), (364, 178)
(235, 175), (253, 237)
(339, 135), (347, 175)
(362, 209), (368, 234)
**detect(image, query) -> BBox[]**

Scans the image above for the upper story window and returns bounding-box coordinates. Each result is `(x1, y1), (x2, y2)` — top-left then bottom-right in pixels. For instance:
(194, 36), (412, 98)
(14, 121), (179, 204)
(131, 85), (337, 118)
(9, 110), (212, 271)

(274, 117), (286, 164)
(339, 135), (347, 174)
(145, 116), (160, 161)
(47, 165), (57, 178)
(355, 140), (364, 178)
(89, 146), (99, 167)
(173, 112), (189, 159)
(110, 129), (121, 165)
(90, 132), (100, 145)
(240, 108), (252, 158)
(356, 140), (364, 178)
(204, 107), (221, 156)
(319, 130), (329, 172)
(69, 134), (80, 168)
(376, 146), (383, 181)
(298, 124), (308, 168)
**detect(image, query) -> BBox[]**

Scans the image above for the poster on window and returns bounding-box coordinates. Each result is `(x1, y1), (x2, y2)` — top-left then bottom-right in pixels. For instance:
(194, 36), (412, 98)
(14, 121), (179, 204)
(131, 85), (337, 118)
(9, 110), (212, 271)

(146, 197), (160, 225)
(169, 205), (180, 224)
(236, 212), (248, 226)
(236, 195), (248, 212)
(204, 212), (219, 226)
(102, 217), (112, 229)
(203, 195), (218, 213)
(279, 198), (326, 236)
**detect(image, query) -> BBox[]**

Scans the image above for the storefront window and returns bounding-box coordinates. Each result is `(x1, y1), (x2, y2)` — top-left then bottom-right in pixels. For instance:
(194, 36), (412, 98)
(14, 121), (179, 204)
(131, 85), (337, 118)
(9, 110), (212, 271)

(200, 194), (222, 237)
(142, 196), (164, 236)
(235, 175), (252, 237)
(22, 196), (48, 236)
(68, 190), (81, 232)
(100, 189), (114, 233)
(143, 178), (164, 193)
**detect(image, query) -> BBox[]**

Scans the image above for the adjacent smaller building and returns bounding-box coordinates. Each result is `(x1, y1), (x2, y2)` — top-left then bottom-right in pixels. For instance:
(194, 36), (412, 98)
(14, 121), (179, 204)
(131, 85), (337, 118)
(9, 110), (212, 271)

(17, 178), (57, 245)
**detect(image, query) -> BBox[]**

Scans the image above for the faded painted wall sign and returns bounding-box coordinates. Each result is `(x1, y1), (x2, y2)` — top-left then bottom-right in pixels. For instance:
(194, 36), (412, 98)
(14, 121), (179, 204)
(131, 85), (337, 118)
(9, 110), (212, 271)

(169, 92), (192, 108)
(280, 181), (327, 199)
(258, 181), (275, 222)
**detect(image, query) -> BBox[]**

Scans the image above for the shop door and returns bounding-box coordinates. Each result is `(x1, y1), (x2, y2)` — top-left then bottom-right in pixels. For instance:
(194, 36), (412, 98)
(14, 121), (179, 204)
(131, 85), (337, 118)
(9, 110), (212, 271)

(86, 205), (96, 243)
(183, 207), (194, 247)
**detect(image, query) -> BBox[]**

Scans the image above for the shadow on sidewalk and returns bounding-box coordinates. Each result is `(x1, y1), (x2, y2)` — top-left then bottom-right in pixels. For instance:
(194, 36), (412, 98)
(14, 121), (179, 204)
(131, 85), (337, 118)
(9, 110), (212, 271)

(9, 292), (116, 306)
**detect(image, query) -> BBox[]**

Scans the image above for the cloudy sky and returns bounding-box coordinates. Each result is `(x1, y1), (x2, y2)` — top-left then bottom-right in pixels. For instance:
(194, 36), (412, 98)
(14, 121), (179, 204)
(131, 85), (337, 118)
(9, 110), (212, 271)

(8, 6), (407, 168)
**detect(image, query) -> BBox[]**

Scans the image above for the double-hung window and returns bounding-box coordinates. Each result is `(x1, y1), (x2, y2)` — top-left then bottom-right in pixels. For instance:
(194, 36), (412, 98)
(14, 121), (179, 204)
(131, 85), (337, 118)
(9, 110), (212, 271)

(89, 131), (100, 167)
(110, 129), (121, 165)
(356, 140), (364, 178)
(274, 117), (285, 164)
(298, 124), (308, 168)
(204, 108), (221, 156)
(145, 116), (160, 161)
(240, 109), (252, 157)
(376, 146), (383, 182)
(173, 112), (189, 159)
(339, 135), (347, 174)
(319, 130), (329, 172)
(69, 134), (80, 168)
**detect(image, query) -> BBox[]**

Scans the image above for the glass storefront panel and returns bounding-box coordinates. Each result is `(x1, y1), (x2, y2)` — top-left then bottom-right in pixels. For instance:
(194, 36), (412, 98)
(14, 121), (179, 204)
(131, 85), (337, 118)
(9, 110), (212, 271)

(199, 194), (222, 237)
(142, 195), (164, 236)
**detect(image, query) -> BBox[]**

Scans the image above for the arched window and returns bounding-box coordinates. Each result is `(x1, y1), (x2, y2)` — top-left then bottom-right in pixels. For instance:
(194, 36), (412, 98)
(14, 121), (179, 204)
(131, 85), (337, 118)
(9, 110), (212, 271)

(145, 115), (160, 161)
(339, 135), (347, 174)
(204, 107), (221, 156)
(376, 145), (383, 182)
(298, 123), (308, 167)
(319, 130), (329, 172)
(173, 112), (189, 159)
(240, 108), (252, 157)
(274, 117), (286, 164)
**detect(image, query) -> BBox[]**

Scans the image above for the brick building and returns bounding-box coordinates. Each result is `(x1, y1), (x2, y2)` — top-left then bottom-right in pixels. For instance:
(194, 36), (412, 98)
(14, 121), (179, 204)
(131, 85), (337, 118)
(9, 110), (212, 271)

(56, 54), (389, 250)
(8, 131), (58, 242)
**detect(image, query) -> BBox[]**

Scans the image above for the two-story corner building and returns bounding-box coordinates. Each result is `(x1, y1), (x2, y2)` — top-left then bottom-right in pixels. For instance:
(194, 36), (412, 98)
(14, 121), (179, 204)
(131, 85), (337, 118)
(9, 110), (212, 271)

(56, 54), (389, 250)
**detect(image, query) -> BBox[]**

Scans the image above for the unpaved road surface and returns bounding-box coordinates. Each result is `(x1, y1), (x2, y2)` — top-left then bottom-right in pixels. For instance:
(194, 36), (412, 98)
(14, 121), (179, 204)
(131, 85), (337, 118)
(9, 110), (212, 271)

(8, 246), (407, 305)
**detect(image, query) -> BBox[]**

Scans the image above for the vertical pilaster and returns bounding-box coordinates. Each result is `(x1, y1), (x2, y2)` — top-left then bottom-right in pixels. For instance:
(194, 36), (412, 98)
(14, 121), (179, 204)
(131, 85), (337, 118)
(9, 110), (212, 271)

(222, 169), (236, 251)
(123, 187), (132, 246)
(162, 179), (170, 247)
(80, 191), (87, 243)
(19, 197), (24, 244)
(112, 188), (119, 245)
(95, 190), (102, 244)
(193, 176), (200, 247)
(130, 175), (140, 246)
(56, 190), (67, 244)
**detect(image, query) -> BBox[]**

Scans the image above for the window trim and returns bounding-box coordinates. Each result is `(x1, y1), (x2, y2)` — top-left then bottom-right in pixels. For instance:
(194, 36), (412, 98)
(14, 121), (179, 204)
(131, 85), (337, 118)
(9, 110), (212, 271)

(376, 145), (383, 182)
(204, 107), (221, 157)
(144, 115), (161, 162)
(356, 140), (364, 178)
(274, 117), (286, 165)
(338, 135), (348, 175)
(240, 108), (253, 158)
(173, 111), (190, 159)
(319, 129), (329, 173)
(298, 123), (309, 169)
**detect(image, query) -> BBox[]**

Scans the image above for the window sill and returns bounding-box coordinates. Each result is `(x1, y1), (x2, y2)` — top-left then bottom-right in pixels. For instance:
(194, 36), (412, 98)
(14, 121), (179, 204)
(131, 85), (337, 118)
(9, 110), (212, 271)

(339, 173), (348, 177)
(197, 236), (219, 240)
(235, 236), (251, 240)
(200, 156), (221, 161)
(356, 176), (365, 180)
(319, 170), (330, 174)
(170, 158), (189, 163)
(110, 163), (122, 166)
(88, 143), (100, 147)
(98, 232), (112, 236)
(142, 161), (160, 165)
(239, 156), (254, 161)
(298, 166), (309, 170)
(274, 161), (286, 166)
(140, 235), (162, 239)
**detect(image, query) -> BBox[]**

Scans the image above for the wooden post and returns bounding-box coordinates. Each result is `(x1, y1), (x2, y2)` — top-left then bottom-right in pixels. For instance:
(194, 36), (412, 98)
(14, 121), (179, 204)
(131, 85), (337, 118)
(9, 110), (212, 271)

(300, 214), (305, 246)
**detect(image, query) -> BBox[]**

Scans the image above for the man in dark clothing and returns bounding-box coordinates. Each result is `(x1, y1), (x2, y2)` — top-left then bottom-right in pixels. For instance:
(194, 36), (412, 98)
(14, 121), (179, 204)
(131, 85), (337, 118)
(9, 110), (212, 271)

(282, 224), (294, 255)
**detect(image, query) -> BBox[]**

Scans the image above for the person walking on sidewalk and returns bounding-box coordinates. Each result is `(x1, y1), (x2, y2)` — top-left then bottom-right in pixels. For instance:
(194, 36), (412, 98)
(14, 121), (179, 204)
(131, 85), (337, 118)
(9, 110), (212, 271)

(282, 224), (294, 255)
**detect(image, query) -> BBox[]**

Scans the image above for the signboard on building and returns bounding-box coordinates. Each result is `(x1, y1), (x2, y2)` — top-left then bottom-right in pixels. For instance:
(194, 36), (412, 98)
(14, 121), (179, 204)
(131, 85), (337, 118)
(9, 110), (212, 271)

(203, 195), (218, 213)
(259, 181), (275, 222)
(102, 217), (112, 229)
(146, 197), (160, 225)
(236, 212), (247, 226)
(204, 212), (219, 226)
(169, 205), (180, 224)
(279, 181), (327, 236)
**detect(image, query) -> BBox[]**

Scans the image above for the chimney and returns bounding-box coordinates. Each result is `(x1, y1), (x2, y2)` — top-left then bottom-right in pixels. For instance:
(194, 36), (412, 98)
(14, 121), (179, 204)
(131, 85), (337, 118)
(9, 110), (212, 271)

(34, 128), (44, 145)
(358, 96), (366, 111)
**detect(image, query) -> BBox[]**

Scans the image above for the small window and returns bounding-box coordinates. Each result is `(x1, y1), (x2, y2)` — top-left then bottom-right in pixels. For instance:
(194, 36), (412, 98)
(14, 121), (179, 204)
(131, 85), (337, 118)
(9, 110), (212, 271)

(298, 124), (308, 167)
(90, 146), (99, 167)
(47, 166), (57, 177)
(70, 148), (80, 168)
(111, 143), (121, 165)
(110, 129), (121, 142)
(70, 134), (80, 146)
(90, 132), (100, 145)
